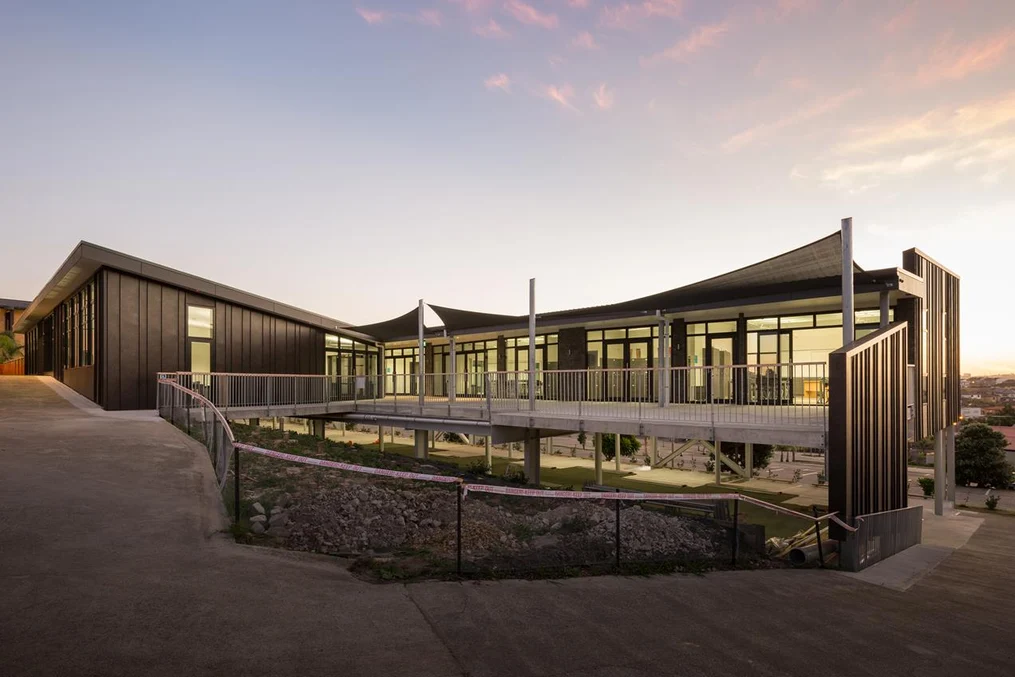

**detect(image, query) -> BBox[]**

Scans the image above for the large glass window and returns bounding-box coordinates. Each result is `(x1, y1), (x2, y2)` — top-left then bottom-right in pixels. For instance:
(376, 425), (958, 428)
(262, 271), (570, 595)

(187, 305), (214, 377)
(187, 307), (213, 338)
(60, 278), (95, 369)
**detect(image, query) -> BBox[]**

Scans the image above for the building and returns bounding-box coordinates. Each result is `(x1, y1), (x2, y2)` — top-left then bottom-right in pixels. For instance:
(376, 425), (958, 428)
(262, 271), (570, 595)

(14, 226), (961, 527)
(13, 242), (375, 408)
(2, 297), (29, 346)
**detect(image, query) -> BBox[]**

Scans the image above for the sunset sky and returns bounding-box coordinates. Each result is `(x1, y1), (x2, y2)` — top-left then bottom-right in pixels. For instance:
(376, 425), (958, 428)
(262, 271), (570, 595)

(2, 1), (1013, 373)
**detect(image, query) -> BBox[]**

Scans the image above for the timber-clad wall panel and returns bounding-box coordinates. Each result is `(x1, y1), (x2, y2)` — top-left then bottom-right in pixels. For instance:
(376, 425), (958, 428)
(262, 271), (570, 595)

(902, 250), (961, 439)
(99, 269), (325, 410)
(829, 322), (909, 534)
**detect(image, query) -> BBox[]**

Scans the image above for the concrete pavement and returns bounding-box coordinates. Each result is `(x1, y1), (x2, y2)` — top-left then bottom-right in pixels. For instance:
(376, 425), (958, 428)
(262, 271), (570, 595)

(2, 376), (1013, 677)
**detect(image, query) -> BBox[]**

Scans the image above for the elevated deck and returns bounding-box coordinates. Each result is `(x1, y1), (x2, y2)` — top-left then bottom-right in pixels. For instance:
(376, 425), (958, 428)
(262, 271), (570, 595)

(163, 368), (829, 449)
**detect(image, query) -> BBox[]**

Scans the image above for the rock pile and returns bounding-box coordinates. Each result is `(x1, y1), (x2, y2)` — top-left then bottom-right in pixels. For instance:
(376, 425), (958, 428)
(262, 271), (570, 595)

(277, 478), (724, 565)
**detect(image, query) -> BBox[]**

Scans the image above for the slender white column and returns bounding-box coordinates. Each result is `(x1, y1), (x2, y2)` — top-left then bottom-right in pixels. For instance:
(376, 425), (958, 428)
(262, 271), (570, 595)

(485, 436), (492, 472)
(615, 434), (621, 472)
(528, 278), (536, 412)
(934, 428), (945, 516)
(941, 424), (950, 503)
(594, 432), (603, 485)
(418, 299), (425, 408)
(378, 425), (385, 452)
(524, 430), (541, 485)
(449, 336), (456, 403)
(842, 217), (854, 346)
(715, 439), (722, 485)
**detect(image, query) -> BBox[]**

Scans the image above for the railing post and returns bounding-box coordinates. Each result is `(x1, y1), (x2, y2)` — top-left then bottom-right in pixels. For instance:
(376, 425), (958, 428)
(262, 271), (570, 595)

(614, 491), (622, 569)
(267, 377), (273, 417)
(456, 483), (463, 576)
(731, 498), (740, 567)
(234, 444), (241, 525)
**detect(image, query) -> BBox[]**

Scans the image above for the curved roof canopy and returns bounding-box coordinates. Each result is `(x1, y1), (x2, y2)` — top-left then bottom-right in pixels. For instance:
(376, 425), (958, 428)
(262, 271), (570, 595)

(348, 308), (429, 343)
(428, 305), (525, 335)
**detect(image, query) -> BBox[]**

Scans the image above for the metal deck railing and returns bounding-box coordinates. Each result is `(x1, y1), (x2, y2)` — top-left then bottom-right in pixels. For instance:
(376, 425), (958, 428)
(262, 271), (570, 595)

(158, 363), (828, 433)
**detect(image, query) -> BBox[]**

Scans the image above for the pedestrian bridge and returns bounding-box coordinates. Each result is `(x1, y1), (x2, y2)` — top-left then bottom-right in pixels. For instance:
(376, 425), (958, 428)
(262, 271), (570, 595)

(158, 365), (828, 449)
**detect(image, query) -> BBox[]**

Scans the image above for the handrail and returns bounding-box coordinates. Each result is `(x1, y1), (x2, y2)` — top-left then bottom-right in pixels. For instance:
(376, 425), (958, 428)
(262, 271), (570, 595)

(831, 321), (907, 359)
(160, 379), (235, 442)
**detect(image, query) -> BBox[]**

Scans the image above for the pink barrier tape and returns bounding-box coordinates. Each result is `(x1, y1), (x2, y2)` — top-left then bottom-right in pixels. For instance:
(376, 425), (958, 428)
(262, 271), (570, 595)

(462, 484), (740, 502)
(234, 443), (462, 484)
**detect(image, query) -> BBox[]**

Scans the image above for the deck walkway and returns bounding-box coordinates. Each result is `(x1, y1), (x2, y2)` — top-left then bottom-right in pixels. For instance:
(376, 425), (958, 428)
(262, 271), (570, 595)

(212, 395), (828, 448)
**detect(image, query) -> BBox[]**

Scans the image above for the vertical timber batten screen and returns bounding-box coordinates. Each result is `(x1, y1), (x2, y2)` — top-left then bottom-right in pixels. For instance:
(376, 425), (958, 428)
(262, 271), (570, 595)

(902, 249), (961, 440)
(829, 321), (909, 538)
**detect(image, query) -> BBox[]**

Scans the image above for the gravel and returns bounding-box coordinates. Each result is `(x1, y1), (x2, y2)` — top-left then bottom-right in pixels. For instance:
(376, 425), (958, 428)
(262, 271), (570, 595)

(280, 478), (724, 565)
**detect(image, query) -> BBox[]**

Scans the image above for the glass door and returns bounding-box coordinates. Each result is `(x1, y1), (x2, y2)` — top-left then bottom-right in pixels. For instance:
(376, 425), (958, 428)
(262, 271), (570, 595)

(628, 340), (651, 401)
(603, 342), (625, 400)
(707, 335), (735, 402)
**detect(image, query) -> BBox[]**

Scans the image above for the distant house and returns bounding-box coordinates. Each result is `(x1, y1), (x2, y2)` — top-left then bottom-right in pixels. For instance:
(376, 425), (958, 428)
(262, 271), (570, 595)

(962, 407), (983, 419)
(992, 426), (1015, 467)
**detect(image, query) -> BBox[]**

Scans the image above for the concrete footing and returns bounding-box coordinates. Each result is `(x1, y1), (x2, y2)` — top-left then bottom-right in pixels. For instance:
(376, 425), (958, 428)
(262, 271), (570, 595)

(378, 425), (385, 452)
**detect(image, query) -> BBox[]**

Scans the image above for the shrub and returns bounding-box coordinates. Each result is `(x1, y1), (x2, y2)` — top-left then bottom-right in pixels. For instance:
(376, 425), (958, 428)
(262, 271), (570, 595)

(438, 431), (467, 445)
(577, 431), (587, 448)
(504, 466), (527, 485)
(956, 423), (1014, 488)
(918, 477), (935, 497)
(466, 458), (491, 475)
(600, 434), (641, 461)
(985, 493), (1001, 511)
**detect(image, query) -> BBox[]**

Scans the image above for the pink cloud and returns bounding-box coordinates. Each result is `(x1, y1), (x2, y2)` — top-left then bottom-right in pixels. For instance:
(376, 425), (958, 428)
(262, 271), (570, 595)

(474, 18), (510, 38)
(568, 0), (590, 7)
(641, 20), (732, 66)
(723, 88), (862, 152)
(593, 83), (615, 110)
(504, 1), (559, 29)
(571, 31), (598, 49)
(915, 30), (1015, 85)
(484, 73), (512, 91)
(600, 0), (684, 29)
(881, 1), (917, 34)
(418, 9), (442, 26)
(448, 0), (492, 11)
(545, 84), (579, 111)
(776, 0), (818, 14)
(356, 8), (388, 24)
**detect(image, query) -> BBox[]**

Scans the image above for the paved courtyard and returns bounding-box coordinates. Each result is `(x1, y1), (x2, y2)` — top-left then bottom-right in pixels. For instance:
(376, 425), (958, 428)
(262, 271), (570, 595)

(1, 375), (1012, 677)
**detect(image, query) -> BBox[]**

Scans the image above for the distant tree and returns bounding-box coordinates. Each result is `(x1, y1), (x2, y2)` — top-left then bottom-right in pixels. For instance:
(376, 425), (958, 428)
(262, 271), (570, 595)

(576, 431), (587, 449)
(955, 422), (1014, 489)
(984, 404), (1015, 427)
(720, 442), (774, 471)
(0, 332), (21, 362)
(600, 433), (640, 461)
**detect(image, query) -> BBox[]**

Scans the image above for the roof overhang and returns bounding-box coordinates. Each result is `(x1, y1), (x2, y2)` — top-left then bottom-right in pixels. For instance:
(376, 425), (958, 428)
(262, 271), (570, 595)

(13, 241), (358, 337)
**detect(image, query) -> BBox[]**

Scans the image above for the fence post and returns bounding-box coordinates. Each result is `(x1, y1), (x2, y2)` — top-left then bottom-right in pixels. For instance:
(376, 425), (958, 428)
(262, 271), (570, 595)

(485, 375), (492, 420)
(234, 446), (241, 525)
(615, 491), (622, 569)
(812, 506), (825, 568)
(731, 497), (740, 567)
(456, 483), (463, 576)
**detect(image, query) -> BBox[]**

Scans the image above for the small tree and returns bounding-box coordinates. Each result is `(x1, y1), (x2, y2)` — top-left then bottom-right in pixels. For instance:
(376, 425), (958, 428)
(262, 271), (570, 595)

(576, 431), (587, 449)
(0, 332), (21, 362)
(600, 433), (640, 461)
(955, 422), (1014, 488)
(917, 477), (935, 497)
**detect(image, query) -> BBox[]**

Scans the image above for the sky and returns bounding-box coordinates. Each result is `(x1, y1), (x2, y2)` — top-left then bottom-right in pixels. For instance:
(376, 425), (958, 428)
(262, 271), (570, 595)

(1, 0), (1013, 374)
